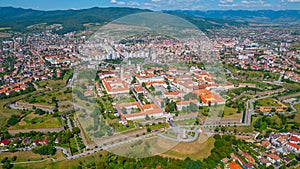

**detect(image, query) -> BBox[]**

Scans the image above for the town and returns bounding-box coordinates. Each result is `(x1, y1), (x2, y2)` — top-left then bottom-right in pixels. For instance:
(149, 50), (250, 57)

(0, 10), (300, 169)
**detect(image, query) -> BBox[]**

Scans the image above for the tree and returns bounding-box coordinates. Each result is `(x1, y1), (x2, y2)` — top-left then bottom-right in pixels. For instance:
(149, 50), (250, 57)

(221, 126), (226, 133)
(167, 85), (171, 92)
(52, 97), (58, 104)
(147, 128), (151, 133)
(32, 145), (56, 155)
(145, 115), (150, 120)
(214, 127), (220, 132)
(150, 85), (155, 91)
(11, 156), (17, 162)
(189, 102), (198, 112)
(7, 115), (19, 126)
(2, 161), (13, 169)
(35, 108), (46, 115)
(72, 127), (80, 135)
(142, 82), (146, 88)
(131, 76), (137, 84)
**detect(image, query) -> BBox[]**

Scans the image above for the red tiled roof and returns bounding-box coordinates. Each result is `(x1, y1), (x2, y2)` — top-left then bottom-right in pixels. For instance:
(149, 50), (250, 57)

(287, 142), (300, 149)
(267, 154), (280, 161)
(0, 139), (10, 145)
(290, 136), (299, 142)
(228, 161), (242, 169)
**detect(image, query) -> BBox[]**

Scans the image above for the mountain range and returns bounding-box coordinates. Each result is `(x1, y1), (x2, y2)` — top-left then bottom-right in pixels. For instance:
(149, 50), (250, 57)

(166, 10), (300, 24)
(0, 7), (299, 34)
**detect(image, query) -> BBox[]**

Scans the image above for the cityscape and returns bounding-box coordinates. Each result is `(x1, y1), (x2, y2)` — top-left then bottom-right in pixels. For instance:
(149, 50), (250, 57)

(0, 1), (300, 169)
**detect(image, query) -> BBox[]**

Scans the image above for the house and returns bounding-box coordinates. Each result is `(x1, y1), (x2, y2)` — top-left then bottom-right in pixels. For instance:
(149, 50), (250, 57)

(259, 157), (272, 167)
(286, 142), (300, 153)
(0, 139), (10, 146)
(261, 140), (271, 149)
(290, 136), (299, 144)
(289, 132), (300, 139)
(164, 91), (182, 100)
(34, 139), (48, 145)
(84, 90), (94, 97)
(123, 104), (163, 121)
(22, 137), (31, 145)
(227, 161), (242, 169)
(193, 89), (225, 105)
(54, 138), (60, 144)
(240, 151), (255, 164)
(133, 85), (145, 95)
(266, 154), (281, 164)
(102, 77), (129, 95)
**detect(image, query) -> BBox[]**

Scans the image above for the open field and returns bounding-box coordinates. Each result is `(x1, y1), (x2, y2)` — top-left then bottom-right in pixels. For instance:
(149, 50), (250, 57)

(292, 103), (300, 123)
(225, 64), (279, 81)
(9, 112), (62, 130)
(0, 151), (52, 162)
(36, 80), (66, 89)
(22, 89), (72, 106)
(255, 98), (280, 106)
(0, 150), (66, 169)
(0, 91), (43, 129)
(162, 133), (215, 160)
(0, 27), (11, 31)
(199, 105), (241, 120)
(0, 32), (11, 38)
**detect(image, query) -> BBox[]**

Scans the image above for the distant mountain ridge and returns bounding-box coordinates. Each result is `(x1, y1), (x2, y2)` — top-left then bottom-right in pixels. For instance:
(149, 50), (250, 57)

(0, 7), (247, 34)
(166, 10), (300, 24)
(0, 7), (151, 33)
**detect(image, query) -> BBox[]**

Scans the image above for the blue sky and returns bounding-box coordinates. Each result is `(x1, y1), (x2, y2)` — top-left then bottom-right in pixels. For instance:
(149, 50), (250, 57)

(0, 0), (299, 10)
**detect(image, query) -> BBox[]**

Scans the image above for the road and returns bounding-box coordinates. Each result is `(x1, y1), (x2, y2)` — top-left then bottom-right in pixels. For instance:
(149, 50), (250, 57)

(224, 68), (237, 80)
(65, 133), (156, 160)
(66, 116), (73, 132)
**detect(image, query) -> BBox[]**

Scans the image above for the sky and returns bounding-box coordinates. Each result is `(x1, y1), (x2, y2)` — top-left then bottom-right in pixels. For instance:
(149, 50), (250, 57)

(0, 0), (300, 10)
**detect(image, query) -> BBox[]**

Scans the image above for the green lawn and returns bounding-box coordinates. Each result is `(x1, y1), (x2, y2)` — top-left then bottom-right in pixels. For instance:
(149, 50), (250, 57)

(255, 98), (280, 107)
(110, 120), (136, 133)
(24, 89), (72, 106)
(175, 118), (197, 126)
(292, 103), (300, 123)
(9, 112), (62, 130)
(36, 80), (66, 89)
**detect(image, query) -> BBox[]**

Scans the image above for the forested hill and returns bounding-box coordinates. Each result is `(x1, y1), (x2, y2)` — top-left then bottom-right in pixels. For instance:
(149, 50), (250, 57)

(0, 7), (150, 33)
(0, 7), (247, 34)
(166, 10), (300, 24)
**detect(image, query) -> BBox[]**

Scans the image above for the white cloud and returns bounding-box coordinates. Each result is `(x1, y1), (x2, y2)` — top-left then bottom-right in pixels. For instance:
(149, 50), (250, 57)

(110, 0), (117, 3)
(288, 0), (300, 2)
(220, 0), (234, 3)
(127, 1), (140, 6)
(117, 1), (126, 5)
(219, 0), (273, 8)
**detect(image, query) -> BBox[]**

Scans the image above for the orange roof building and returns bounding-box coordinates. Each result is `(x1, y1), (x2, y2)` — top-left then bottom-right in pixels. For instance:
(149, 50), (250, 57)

(102, 77), (129, 95)
(193, 89), (224, 105)
(122, 103), (163, 121)
(228, 161), (242, 169)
